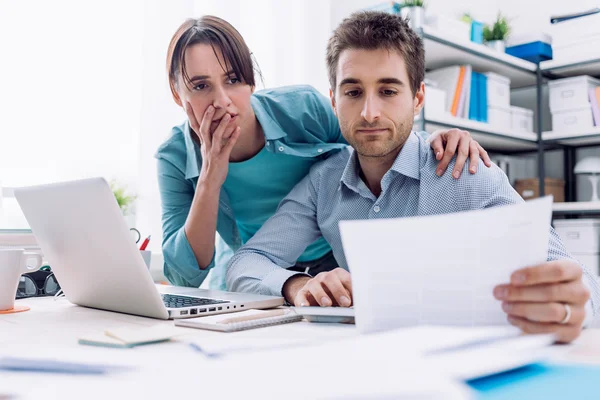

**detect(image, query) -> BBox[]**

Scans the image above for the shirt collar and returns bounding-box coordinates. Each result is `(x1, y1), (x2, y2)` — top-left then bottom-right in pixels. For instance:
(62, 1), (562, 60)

(182, 95), (289, 180)
(250, 95), (287, 141)
(340, 131), (422, 191)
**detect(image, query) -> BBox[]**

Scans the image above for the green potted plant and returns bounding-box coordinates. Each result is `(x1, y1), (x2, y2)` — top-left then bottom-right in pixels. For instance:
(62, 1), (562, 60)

(483, 13), (510, 52)
(109, 180), (137, 225)
(398, 0), (426, 30)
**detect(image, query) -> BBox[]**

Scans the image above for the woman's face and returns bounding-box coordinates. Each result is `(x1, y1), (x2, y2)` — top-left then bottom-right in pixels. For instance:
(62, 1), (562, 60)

(176, 43), (254, 138)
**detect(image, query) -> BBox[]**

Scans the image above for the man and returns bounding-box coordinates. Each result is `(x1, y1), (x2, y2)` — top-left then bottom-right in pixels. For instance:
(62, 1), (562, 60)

(226, 11), (599, 343)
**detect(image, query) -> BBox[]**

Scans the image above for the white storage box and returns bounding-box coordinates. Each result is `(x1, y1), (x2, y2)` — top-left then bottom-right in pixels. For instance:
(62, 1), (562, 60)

(554, 219), (600, 275)
(485, 72), (511, 108)
(425, 13), (471, 42)
(424, 85), (446, 117)
(551, 105), (594, 132)
(488, 106), (511, 130)
(553, 35), (600, 63)
(510, 106), (534, 133)
(554, 219), (600, 254)
(548, 75), (600, 113)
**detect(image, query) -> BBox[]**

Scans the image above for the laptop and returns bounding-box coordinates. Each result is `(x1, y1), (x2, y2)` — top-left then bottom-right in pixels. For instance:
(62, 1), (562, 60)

(14, 177), (283, 319)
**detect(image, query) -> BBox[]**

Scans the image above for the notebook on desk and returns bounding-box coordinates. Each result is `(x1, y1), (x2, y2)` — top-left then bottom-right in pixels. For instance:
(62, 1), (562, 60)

(175, 309), (302, 332)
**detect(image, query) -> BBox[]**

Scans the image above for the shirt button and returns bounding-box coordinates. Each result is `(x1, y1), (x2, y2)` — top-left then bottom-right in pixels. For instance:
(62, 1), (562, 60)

(373, 205), (381, 213)
(278, 146), (284, 152)
(317, 148), (323, 153)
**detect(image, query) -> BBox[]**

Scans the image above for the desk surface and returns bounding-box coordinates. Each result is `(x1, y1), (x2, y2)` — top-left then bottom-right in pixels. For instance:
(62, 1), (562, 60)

(2, 297), (600, 399)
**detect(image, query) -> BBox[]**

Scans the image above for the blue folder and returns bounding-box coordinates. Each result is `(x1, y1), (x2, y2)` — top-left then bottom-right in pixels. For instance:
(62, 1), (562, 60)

(469, 72), (479, 121)
(468, 362), (600, 400)
(480, 73), (488, 123)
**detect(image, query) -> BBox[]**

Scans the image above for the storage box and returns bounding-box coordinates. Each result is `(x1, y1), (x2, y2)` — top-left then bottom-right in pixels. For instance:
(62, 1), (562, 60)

(510, 105), (534, 133)
(553, 35), (600, 64)
(552, 105), (594, 132)
(424, 85), (446, 117)
(470, 21), (483, 44)
(514, 178), (565, 202)
(488, 106), (511, 130)
(548, 75), (600, 113)
(506, 42), (553, 63)
(485, 72), (511, 108)
(425, 13), (471, 41)
(553, 219), (600, 275)
(554, 219), (600, 254)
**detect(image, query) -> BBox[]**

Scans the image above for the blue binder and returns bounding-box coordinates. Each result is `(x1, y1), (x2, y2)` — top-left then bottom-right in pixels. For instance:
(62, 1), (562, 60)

(469, 72), (479, 121)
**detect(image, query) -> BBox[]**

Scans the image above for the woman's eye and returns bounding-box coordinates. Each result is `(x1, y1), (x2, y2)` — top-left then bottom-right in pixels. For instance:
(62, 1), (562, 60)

(193, 83), (208, 91)
(227, 77), (240, 84)
(345, 90), (361, 98)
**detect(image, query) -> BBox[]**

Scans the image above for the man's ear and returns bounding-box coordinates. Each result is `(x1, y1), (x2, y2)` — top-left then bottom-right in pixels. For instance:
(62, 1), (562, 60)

(329, 88), (338, 116)
(413, 82), (425, 116)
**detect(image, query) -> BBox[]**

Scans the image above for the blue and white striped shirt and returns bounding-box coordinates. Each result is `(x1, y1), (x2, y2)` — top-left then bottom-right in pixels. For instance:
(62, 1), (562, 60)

(227, 131), (600, 320)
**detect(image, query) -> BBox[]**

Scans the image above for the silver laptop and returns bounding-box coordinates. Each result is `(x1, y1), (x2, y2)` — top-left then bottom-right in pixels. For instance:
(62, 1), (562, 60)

(14, 177), (283, 319)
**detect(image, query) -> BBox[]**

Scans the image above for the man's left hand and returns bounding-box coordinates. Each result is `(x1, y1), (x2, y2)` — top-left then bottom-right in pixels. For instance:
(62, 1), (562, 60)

(428, 128), (492, 179)
(494, 260), (590, 343)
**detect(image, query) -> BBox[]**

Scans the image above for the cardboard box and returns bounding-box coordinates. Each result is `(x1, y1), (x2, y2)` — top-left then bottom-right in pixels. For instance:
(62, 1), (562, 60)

(514, 178), (565, 202)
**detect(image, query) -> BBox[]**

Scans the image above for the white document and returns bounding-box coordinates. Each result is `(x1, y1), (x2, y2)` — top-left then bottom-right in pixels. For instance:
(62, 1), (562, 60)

(339, 196), (553, 334)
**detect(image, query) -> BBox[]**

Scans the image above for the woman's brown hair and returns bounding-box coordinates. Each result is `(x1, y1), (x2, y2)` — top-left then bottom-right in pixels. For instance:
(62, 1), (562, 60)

(166, 16), (258, 101)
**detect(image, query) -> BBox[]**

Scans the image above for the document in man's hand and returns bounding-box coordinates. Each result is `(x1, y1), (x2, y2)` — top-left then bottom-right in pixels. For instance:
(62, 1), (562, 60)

(339, 196), (553, 334)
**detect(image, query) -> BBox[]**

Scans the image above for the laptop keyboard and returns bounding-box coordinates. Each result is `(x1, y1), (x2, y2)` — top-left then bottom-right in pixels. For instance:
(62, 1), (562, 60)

(161, 294), (229, 309)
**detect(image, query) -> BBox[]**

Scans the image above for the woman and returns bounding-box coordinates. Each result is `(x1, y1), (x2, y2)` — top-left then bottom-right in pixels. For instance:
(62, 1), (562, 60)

(156, 15), (491, 289)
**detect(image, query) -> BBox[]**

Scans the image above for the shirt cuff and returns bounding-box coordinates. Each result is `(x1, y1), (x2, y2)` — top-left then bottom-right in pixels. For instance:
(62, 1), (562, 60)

(261, 267), (310, 298)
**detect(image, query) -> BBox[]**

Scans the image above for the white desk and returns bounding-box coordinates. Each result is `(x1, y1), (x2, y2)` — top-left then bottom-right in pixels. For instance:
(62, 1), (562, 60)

(1, 297), (600, 399)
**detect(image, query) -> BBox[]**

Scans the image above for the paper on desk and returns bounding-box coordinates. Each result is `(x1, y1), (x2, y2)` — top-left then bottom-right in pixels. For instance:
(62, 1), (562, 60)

(339, 196), (553, 334)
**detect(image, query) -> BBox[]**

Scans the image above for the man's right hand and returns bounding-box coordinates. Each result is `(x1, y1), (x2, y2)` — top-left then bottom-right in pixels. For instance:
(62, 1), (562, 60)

(283, 268), (353, 307)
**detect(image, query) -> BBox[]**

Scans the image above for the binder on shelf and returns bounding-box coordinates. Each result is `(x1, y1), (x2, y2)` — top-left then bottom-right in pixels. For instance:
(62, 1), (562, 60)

(427, 66), (463, 117)
(451, 66), (466, 116)
(590, 88), (600, 126)
(469, 71), (479, 121)
(480, 73), (488, 123)
(458, 65), (472, 119)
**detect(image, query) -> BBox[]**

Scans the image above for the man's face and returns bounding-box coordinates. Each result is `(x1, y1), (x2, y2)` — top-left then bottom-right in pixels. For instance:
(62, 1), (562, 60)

(331, 48), (424, 158)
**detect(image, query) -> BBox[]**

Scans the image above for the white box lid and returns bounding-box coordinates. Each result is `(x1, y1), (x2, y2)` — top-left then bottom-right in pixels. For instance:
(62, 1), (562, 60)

(484, 72), (511, 85)
(551, 104), (592, 114)
(554, 218), (600, 227)
(510, 105), (533, 115)
(548, 75), (600, 88)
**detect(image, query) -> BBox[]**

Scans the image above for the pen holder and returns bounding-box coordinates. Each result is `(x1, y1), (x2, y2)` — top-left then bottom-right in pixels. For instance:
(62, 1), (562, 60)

(140, 250), (151, 269)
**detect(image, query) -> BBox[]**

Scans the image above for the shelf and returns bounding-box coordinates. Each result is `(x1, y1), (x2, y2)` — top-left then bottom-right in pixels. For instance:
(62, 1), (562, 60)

(542, 128), (600, 146)
(419, 114), (538, 152)
(553, 201), (600, 216)
(422, 26), (538, 88)
(541, 57), (600, 78)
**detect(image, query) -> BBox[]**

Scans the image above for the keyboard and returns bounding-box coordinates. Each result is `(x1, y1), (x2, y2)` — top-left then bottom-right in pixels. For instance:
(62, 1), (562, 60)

(161, 294), (230, 309)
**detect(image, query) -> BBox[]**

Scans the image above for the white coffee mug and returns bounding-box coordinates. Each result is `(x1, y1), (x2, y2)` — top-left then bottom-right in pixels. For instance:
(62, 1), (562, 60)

(140, 250), (151, 269)
(0, 249), (43, 310)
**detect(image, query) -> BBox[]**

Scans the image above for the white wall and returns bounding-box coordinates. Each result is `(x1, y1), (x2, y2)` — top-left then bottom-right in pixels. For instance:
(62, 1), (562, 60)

(0, 0), (144, 187)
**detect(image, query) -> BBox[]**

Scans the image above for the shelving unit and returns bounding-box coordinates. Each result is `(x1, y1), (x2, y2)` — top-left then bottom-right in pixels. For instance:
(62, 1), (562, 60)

(539, 56), (600, 204)
(416, 22), (600, 210)
(415, 24), (546, 183)
(416, 114), (538, 152)
(553, 201), (600, 216)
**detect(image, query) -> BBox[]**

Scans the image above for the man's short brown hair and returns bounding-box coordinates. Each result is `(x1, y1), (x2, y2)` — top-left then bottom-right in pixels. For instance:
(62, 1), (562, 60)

(326, 11), (425, 95)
